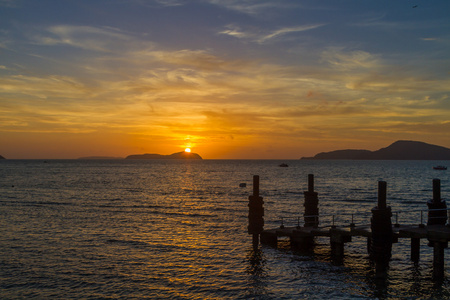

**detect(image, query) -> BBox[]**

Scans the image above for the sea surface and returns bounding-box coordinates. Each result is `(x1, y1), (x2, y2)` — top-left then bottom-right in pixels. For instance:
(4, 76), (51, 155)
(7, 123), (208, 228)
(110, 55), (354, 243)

(1, 159), (450, 299)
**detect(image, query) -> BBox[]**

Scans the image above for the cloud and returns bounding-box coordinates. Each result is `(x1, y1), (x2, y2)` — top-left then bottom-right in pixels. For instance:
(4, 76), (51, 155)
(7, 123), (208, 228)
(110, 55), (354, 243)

(355, 18), (443, 32)
(383, 121), (450, 135)
(2, 22), (449, 153)
(137, 49), (234, 71)
(0, 75), (90, 99)
(149, 0), (184, 6)
(321, 49), (381, 71)
(0, 0), (19, 7)
(131, 0), (185, 7)
(219, 23), (325, 43)
(317, 48), (450, 100)
(218, 24), (251, 39)
(207, 0), (295, 15)
(257, 24), (325, 43)
(33, 25), (149, 53)
(132, 0), (295, 14)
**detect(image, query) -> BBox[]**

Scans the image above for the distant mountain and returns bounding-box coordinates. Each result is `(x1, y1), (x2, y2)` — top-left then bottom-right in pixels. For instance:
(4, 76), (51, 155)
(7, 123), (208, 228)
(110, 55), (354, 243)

(126, 151), (202, 160)
(78, 156), (124, 159)
(301, 141), (450, 160)
(0, 155), (5, 159)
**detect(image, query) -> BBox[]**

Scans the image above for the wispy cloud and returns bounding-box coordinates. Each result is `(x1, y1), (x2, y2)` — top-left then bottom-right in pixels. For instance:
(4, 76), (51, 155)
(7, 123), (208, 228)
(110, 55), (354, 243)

(2, 0), (450, 158)
(0, 75), (90, 99)
(207, 0), (296, 16)
(0, 0), (19, 7)
(321, 49), (381, 71)
(218, 24), (251, 39)
(33, 25), (149, 53)
(150, 0), (184, 6)
(219, 23), (325, 43)
(132, 0), (185, 7)
(258, 24), (325, 43)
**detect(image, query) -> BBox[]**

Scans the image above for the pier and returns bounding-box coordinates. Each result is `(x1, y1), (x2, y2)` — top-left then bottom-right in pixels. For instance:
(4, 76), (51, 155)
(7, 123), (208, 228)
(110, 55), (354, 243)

(248, 174), (449, 280)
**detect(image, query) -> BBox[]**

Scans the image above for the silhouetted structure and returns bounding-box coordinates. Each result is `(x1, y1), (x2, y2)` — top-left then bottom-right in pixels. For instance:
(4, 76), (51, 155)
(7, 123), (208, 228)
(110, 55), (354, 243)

(426, 179), (448, 279)
(304, 174), (319, 227)
(126, 152), (202, 159)
(369, 181), (393, 278)
(248, 175), (264, 250)
(427, 179), (447, 225)
(253, 175), (450, 280)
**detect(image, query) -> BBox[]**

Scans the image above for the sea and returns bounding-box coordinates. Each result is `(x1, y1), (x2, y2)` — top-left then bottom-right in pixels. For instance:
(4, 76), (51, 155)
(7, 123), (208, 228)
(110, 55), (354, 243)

(1, 159), (450, 299)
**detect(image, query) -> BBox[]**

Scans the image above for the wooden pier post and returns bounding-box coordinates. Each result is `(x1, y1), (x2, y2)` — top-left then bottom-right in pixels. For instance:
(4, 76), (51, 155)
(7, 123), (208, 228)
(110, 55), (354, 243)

(411, 238), (420, 263)
(290, 230), (315, 253)
(330, 228), (351, 264)
(248, 175), (264, 250)
(426, 179), (448, 280)
(254, 174), (450, 282)
(288, 174), (319, 252)
(304, 174), (319, 228)
(431, 241), (446, 280)
(427, 179), (447, 225)
(427, 226), (448, 280)
(370, 181), (393, 278)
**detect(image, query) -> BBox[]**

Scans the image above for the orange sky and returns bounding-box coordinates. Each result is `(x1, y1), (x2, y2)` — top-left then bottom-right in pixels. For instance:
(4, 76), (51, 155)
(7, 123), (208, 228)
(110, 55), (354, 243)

(1, 1), (450, 159)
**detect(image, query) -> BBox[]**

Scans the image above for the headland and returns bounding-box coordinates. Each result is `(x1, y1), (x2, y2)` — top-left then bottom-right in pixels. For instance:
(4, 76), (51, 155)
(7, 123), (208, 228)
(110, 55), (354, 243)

(301, 140), (450, 160)
(126, 151), (202, 160)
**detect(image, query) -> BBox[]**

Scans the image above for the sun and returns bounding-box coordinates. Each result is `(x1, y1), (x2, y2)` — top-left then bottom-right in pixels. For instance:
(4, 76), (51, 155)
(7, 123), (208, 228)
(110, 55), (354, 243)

(184, 148), (191, 153)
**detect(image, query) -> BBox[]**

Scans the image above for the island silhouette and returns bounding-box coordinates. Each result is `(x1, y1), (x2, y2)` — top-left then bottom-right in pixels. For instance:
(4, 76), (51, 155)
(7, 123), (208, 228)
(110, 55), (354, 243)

(301, 140), (450, 160)
(78, 156), (124, 160)
(126, 151), (202, 160)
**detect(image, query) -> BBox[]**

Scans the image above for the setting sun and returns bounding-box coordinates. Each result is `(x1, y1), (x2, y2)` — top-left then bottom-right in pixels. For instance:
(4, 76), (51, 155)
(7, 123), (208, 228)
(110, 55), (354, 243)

(185, 148), (191, 153)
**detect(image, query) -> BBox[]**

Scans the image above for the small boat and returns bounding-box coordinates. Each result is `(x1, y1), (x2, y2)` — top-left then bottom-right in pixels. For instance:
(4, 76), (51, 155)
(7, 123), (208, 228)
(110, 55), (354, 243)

(239, 183), (247, 187)
(279, 163), (288, 167)
(433, 166), (447, 170)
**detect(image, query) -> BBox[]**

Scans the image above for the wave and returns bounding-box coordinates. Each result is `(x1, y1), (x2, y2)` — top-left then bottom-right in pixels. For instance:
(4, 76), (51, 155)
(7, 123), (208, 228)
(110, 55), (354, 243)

(104, 239), (196, 253)
(0, 199), (73, 207)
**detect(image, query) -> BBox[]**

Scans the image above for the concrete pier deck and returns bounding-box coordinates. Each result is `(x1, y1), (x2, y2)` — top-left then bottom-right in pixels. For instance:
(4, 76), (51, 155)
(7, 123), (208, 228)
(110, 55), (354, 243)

(261, 223), (450, 244)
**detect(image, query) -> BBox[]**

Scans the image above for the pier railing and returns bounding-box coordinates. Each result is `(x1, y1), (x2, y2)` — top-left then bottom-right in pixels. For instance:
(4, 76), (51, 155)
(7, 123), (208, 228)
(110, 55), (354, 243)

(277, 208), (450, 229)
(250, 175), (449, 280)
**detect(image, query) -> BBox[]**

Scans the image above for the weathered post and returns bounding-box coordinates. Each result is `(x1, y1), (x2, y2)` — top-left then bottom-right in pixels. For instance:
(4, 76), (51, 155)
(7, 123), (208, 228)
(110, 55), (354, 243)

(426, 178), (447, 280)
(432, 241), (446, 280)
(427, 229), (448, 280)
(291, 174), (318, 252)
(248, 175), (264, 249)
(411, 238), (420, 263)
(370, 181), (393, 278)
(304, 174), (319, 228)
(330, 228), (351, 264)
(427, 179), (447, 225)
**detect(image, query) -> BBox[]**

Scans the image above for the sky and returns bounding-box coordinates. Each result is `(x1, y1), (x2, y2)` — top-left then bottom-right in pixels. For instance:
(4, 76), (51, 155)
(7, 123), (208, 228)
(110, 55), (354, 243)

(1, 0), (450, 159)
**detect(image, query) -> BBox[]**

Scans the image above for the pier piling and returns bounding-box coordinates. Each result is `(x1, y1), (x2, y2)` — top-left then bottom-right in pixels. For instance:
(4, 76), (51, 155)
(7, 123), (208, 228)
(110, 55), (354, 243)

(248, 175), (264, 249)
(290, 229), (315, 253)
(304, 174), (319, 228)
(431, 240), (447, 280)
(255, 175), (449, 281)
(330, 228), (351, 263)
(411, 238), (420, 263)
(426, 179), (448, 280)
(288, 174), (319, 252)
(427, 179), (447, 226)
(370, 181), (393, 278)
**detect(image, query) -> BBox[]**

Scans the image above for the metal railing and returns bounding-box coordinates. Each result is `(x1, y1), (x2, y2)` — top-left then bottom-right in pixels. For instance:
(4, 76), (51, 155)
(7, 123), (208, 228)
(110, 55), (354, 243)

(277, 208), (450, 229)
